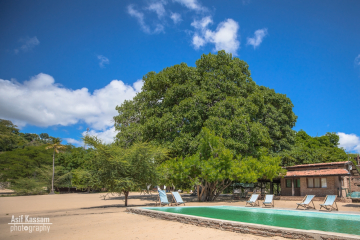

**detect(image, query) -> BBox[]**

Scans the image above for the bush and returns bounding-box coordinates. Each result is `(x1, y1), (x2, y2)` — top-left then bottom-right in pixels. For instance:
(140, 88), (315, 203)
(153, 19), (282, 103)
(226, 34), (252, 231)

(11, 178), (46, 195)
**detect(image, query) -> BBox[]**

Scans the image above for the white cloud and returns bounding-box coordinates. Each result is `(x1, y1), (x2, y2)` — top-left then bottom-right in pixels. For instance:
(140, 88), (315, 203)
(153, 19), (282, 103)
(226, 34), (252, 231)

(192, 34), (205, 49)
(355, 54), (360, 66)
(170, 12), (182, 24)
(154, 24), (165, 33)
(173, 0), (207, 12)
(0, 73), (143, 131)
(148, 1), (166, 19)
(64, 138), (83, 146)
(83, 127), (117, 144)
(191, 16), (212, 29)
(338, 132), (360, 153)
(127, 5), (150, 33)
(247, 28), (268, 49)
(14, 36), (40, 54)
(127, 4), (164, 34)
(191, 17), (240, 55)
(97, 55), (109, 68)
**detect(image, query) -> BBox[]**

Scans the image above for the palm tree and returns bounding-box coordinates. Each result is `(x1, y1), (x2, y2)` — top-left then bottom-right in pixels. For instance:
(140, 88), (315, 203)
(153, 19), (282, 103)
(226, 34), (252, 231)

(46, 138), (66, 194)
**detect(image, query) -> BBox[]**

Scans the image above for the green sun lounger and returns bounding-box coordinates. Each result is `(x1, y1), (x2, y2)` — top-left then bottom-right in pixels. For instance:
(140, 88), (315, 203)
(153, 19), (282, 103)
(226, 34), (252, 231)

(296, 195), (316, 209)
(171, 192), (186, 206)
(262, 194), (274, 208)
(156, 189), (171, 207)
(246, 194), (260, 207)
(319, 195), (338, 211)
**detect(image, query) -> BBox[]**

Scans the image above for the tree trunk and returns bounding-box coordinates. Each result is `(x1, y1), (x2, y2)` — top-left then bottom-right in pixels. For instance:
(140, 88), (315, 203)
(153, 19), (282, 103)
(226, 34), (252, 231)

(51, 150), (55, 194)
(197, 185), (201, 201)
(197, 180), (233, 202)
(124, 191), (129, 206)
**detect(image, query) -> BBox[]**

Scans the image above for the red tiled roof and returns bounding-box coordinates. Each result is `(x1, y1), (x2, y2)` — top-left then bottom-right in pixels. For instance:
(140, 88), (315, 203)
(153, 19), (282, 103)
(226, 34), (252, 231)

(285, 168), (349, 177)
(285, 161), (349, 169)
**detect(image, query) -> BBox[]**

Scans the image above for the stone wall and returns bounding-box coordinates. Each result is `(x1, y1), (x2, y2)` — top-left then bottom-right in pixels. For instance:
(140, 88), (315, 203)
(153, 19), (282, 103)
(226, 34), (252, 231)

(127, 207), (359, 240)
(349, 176), (360, 192)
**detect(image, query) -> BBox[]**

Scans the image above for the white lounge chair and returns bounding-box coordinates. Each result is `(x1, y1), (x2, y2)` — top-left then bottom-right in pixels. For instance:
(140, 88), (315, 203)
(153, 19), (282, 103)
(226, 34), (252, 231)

(296, 195), (316, 209)
(156, 189), (171, 207)
(246, 194), (260, 207)
(262, 194), (274, 208)
(171, 192), (186, 206)
(319, 195), (338, 211)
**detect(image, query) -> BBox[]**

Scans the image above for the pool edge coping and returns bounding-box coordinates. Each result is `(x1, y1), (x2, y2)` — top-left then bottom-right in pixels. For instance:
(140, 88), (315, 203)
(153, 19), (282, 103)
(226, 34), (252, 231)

(126, 206), (360, 240)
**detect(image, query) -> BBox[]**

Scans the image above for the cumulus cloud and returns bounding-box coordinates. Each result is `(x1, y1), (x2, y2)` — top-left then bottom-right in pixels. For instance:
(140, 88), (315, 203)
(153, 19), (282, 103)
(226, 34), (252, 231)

(338, 132), (360, 153)
(97, 55), (109, 68)
(173, 0), (207, 12)
(247, 28), (268, 49)
(170, 12), (182, 24)
(14, 36), (40, 54)
(0, 73), (143, 131)
(191, 16), (240, 55)
(148, 1), (166, 19)
(192, 34), (206, 49)
(191, 16), (212, 29)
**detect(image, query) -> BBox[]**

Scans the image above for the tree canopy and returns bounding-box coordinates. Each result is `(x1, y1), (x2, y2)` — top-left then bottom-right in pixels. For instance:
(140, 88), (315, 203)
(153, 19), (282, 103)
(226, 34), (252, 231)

(160, 128), (284, 201)
(115, 51), (297, 157)
(278, 130), (348, 166)
(83, 136), (168, 206)
(0, 119), (21, 151)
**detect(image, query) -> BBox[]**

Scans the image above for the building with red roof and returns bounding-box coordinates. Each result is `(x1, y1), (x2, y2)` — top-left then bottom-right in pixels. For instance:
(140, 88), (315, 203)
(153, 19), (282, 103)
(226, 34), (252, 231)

(280, 161), (359, 197)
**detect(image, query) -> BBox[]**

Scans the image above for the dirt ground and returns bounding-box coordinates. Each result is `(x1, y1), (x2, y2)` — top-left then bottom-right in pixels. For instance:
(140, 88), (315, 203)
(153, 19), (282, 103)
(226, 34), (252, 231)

(1, 192), (359, 240)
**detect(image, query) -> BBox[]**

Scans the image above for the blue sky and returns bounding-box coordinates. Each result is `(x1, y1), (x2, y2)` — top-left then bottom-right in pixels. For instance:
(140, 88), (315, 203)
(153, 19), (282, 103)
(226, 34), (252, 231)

(0, 0), (359, 152)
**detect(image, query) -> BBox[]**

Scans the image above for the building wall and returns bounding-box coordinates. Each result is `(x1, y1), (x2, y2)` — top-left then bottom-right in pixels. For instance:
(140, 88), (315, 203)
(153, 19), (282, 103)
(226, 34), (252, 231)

(299, 176), (340, 197)
(280, 178), (300, 196)
(281, 176), (341, 197)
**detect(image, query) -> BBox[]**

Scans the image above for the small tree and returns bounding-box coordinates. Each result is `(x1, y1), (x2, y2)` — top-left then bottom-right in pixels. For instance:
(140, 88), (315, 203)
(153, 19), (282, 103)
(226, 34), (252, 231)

(84, 136), (167, 206)
(45, 138), (66, 194)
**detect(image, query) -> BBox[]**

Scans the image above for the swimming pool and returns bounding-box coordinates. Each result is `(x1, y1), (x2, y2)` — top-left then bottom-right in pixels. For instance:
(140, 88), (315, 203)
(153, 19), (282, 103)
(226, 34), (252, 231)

(144, 206), (360, 236)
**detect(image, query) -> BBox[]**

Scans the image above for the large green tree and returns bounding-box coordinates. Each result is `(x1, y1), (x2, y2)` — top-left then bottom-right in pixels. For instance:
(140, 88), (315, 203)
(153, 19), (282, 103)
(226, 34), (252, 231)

(114, 51), (297, 157)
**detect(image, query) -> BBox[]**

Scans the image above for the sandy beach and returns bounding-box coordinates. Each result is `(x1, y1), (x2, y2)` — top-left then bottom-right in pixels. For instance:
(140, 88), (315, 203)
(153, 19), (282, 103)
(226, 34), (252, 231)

(1, 192), (359, 240)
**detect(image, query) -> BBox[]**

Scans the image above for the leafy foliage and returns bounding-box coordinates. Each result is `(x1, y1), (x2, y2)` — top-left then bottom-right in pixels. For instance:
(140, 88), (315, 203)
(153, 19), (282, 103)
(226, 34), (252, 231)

(0, 145), (53, 182)
(0, 119), (21, 151)
(84, 136), (168, 206)
(114, 51), (297, 157)
(0, 118), (56, 152)
(278, 130), (348, 166)
(11, 178), (46, 196)
(160, 128), (283, 201)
